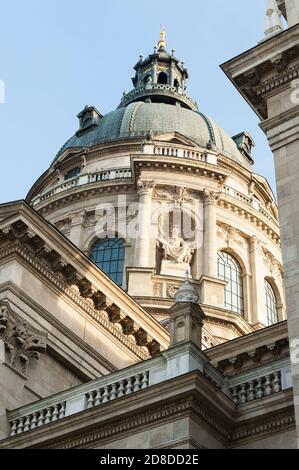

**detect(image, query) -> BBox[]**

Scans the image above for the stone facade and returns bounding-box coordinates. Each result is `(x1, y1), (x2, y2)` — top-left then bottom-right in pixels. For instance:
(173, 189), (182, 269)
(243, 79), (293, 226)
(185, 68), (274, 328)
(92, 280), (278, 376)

(0, 20), (298, 449)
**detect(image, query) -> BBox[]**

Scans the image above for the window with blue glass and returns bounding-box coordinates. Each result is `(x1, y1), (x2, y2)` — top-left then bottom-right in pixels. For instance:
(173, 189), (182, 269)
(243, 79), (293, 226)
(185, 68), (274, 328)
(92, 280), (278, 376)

(90, 238), (125, 287)
(217, 251), (244, 315)
(265, 280), (278, 326)
(64, 167), (80, 181)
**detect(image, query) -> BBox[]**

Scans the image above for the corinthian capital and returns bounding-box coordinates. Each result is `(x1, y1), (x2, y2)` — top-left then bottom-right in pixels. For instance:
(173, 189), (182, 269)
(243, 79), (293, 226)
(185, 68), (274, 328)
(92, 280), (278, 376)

(203, 189), (220, 205)
(137, 180), (155, 197)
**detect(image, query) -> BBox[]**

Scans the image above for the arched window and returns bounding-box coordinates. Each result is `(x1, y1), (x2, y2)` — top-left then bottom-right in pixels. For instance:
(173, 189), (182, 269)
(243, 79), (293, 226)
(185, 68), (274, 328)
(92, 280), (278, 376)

(90, 238), (125, 287)
(265, 280), (278, 326)
(157, 72), (168, 84)
(217, 252), (244, 315)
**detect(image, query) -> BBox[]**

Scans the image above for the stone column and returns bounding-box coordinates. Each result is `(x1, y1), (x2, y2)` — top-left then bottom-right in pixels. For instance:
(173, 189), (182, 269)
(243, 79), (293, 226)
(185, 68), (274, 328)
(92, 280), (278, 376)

(249, 237), (268, 327)
(134, 180), (155, 267)
(203, 189), (218, 278)
(69, 210), (85, 249)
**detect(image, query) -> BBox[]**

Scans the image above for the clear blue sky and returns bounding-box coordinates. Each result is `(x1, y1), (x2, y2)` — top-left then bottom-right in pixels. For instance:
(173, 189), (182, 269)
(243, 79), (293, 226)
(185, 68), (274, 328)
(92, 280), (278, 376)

(0, 0), (276, 203)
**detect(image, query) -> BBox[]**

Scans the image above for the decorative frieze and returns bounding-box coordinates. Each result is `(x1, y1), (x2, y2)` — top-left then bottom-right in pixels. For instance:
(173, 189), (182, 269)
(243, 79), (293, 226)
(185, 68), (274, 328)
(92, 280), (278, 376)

(0, 302), (47, 377)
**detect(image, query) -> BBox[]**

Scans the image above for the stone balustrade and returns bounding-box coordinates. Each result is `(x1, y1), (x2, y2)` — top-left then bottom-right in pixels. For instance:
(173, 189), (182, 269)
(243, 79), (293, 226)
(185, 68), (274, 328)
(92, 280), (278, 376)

(118, 84), (198, 110)
(10, 403), (67, 436)
(8, 363), (151, 437)
(229, 371), (282, 406)
(228, 363), (292, 406)
(154, 145), (208, 163)
(6, 339), (292, 439)
(222, 186), (278, 224)
(31, 168), (132, 206)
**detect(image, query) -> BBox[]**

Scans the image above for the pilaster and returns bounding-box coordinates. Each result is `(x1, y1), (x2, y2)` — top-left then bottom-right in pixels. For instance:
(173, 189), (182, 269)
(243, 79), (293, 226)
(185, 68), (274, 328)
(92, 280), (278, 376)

(134, 180), (155, 268)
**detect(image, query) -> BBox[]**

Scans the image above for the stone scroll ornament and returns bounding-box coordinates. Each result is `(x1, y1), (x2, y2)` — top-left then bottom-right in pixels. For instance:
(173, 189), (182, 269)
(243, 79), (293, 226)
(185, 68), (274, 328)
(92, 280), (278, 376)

(0, 302), (47, 377)
(157, 226), (193, 264)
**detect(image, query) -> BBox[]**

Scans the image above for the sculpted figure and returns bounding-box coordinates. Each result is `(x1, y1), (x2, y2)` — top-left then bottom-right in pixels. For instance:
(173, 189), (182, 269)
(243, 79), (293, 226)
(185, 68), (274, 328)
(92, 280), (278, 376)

(158, 226), (193, 264)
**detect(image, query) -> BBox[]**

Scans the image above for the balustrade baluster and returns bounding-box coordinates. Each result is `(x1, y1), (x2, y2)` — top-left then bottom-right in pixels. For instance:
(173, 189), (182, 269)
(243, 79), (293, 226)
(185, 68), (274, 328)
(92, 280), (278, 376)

(273, 372), (281, 393)
(52, 405), (59, 421)
(239, 384), (247, 405)
(255, 378), (264, 399)
(59, 402), (66, 419)
(110, 383), (117, 400)
(102, 386), (110, 403)
(37, 410), (46, 427)
(95, 389), (102, 406)
(133, 374), (141, 392)
(44, 407), (52, 424)
(30, 412), (38, 429)
(87, 391), (95, 409)
(264, 375), (272, 396)
(117, 380), (125, 397)
(231, 387), (239, 405)
(247, 381), (255, 401)
(10, 420), (17, 436)
(141, 372), (149, 389)
(23, 416), (31, 432)
(126, 377), (133, 395)
(17, 418), (24, 434)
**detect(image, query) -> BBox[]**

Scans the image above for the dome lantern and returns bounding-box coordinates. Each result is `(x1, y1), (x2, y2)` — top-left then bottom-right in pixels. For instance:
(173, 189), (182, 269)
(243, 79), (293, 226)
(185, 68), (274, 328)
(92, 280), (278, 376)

(119, 31), (197, 111)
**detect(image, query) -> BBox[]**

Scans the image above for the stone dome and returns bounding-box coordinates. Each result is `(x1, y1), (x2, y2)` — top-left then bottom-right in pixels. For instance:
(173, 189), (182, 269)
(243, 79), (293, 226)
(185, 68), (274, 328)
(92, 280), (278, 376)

(54, 101), (251, 170)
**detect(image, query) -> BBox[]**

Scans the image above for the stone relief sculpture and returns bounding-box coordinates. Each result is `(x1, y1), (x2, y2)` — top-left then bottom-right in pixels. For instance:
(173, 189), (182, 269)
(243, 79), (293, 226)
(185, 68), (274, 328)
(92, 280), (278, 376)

(158, 226), (193, 264)
(0, 302), (47, 377)
(157, 219), (194, 277)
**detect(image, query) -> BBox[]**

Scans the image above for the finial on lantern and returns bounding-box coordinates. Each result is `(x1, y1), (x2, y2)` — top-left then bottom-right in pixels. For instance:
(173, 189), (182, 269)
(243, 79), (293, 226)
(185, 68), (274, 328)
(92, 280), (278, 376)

(157, 25), (167, 50)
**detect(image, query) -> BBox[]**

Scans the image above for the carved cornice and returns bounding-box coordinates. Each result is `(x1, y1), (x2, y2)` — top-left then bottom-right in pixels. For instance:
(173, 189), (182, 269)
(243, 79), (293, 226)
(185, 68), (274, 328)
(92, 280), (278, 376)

(222, 26), (299, 120)
(133, 156), (228, 184)
(0, 220), (162, 359)
(37, 183), (135, 217)
(232, 407), (295, 445)
(0, 301), (47, 377)
(216, 337), (289, 376)
(218, 197), (280, 246)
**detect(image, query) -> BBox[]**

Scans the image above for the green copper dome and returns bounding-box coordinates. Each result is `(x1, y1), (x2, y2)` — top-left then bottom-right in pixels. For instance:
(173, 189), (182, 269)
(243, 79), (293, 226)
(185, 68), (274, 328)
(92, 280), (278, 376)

(54, 35), (253, 170)
(54, 101), (251, 170)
